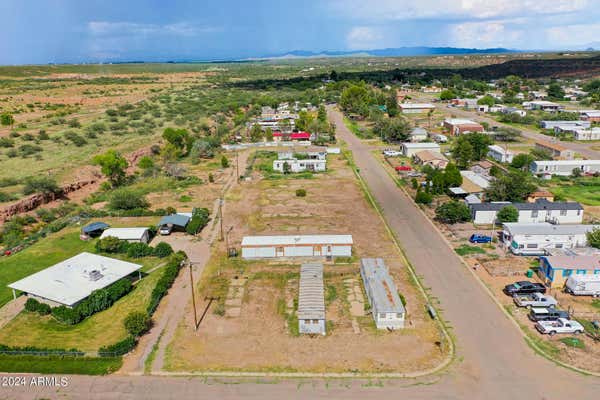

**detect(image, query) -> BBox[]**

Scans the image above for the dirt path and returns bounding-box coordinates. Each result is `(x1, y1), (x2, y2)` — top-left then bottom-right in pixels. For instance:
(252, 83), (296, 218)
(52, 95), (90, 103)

(0, 296), (26, 330)
(118, 150), (249, 375)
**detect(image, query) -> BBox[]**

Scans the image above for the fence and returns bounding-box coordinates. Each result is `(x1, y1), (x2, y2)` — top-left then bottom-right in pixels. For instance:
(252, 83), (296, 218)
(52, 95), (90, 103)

(0, 349), (124, 357)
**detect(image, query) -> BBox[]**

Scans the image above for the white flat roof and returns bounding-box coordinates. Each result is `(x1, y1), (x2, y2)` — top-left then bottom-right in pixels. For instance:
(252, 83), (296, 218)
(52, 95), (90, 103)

(298, 263), (325, 320)
(503, 223), (600, 236)
(8, 252), (142, 307)
(532, 160), (600, 166)
(241, 235), (353, 246)
(100, 227), (148, 241)
(488, 145), (513, 154)
(444, 118), (479, 125)
(400, 103), (435, 109)
(460, 170), (491, 189)
(401, 142), (440, 149)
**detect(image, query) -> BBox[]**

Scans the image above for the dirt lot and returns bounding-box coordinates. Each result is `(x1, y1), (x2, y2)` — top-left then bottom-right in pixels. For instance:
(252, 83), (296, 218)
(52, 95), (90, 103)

(162, 152), (448, 373)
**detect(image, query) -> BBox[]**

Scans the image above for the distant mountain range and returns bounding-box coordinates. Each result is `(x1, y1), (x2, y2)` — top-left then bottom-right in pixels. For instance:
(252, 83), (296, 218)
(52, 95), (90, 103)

(253, 46), (519, 60)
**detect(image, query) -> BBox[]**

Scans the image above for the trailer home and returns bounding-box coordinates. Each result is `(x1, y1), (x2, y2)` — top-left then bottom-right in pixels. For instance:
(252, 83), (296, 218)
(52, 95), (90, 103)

(241, 235), (353, 259)
(297, 263), (326, 335)
(502, 223), (600, 256)
(360, 258), (405, 330)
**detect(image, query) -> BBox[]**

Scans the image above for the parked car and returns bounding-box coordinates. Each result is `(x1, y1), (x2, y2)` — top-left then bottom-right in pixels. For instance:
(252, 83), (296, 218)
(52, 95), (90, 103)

(565, 275), (600, 297)
(159, 224), (173, 235)
(503, 281), (546, 296)
(383, 150), (402, 157)
(469, 234), (492, 244)
(513, 292), (557, 309)
(535, 318), (584, 336)
(395, 165), (412, 172)
(528, 307), (570, 322)
(407, 172), (422, 177)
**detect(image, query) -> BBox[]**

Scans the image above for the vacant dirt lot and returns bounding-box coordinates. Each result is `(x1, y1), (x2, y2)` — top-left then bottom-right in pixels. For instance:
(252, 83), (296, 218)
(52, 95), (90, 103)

(163, 152), (448, 373)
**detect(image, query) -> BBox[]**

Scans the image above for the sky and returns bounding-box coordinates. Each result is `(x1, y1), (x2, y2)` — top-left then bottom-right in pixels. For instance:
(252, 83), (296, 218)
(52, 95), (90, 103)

(1, 0), (600, 64)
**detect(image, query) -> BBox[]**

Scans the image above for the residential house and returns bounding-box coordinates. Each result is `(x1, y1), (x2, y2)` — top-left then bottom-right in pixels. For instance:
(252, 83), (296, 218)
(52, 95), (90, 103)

(487, 145), (514, 163)
(100, 228), (150, 244)
(273, 158), (326, 173)
(524, 101), (564, 112)
(413, 150), (449, 169)
(530, 160), (600, 177)
(408, 127), (428, 142)
(400, 142), (440, 157)
(451, 98), (478, 109)
(470, 199), (584, 225)
(572, 128), (600, 141)
(298, 263), (326, 335)
(470, 160), (494, 177)
(360, 258), (405, 330)
(277, 146), (327, 161)
(580, 110), (600, 123)
(530, 91), (548, 100)
(502, 223), (599, 256)
(534, 141), (574, 160)
(538, 255), (600, 288)
(8, 253), (142, 307)
(539, 120), (590, 130)
(526, 190), (555, 203)
(241, 235), (353, 259)
(443, 118), (484, 135)
(502, 107), (527, 117)
(399, 103), (435, 114)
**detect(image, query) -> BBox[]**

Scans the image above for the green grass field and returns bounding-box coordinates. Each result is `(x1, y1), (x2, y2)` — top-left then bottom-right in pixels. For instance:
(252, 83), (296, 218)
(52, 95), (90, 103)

(0, 268), (160, 351)
(549, 182), (600, 206)
(0, 355), (122, 375)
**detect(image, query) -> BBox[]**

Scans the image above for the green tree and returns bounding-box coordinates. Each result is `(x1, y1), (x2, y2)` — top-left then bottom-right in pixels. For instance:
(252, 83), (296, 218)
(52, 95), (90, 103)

(162, 128), (191, 154)
(249, 124), (263, 142)
(373, 117), (411, 142)
(510, 153), (535, 169)
(435, 201), (471, 224)
(264, 127), (274, 142)
(137, 156), (154, 170)
(109, 189), (149, 210)
(22, 176), (60, 195)
(452, 135), (474, 168)
(317, 105), (327, 122)
(586, 227), (600, 249)
(221, 155), (229, 168)
(0, 113), (15, 126)
(295, 110), (314, 131)
(571, 168), (582, 178)
(497, 205), (519, 222)
(485, 171), (537, 202)
(440, 89), (456, 101)
(547, 82), (565, 100)
(463, 132), (493, 161)
(92, 150), (128, 187)
(415, 189), (433, 205)
(340, 84), (372, 116)
(443, 163), (463, 188)
(124, 311), (151, 337)
(477, 95), (496, 107)
(282, 161), (291, 174)
(386, 91), (399, 117)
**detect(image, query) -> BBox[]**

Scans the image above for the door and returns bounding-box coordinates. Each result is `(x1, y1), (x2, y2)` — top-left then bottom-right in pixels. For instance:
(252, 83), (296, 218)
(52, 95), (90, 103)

(276, 246), (284, 257)
(313, 245), (322, 256)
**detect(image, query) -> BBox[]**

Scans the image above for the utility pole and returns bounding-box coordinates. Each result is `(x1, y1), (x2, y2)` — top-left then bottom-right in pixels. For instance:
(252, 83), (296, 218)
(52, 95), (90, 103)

(219, 198), (224, 241)
(236, 151), (239, 183)
(225, 226), (233, 256)
(189, 263), (198, 330)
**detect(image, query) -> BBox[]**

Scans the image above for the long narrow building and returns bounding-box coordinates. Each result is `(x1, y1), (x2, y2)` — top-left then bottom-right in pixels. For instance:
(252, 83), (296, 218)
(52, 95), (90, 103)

(297, 263), (326, 335)
(360, 258), (405, 330)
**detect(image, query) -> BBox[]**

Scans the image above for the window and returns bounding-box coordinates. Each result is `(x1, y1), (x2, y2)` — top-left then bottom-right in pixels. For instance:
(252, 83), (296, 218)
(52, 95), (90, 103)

(526, 244), (538, 249)
(576, 269), (586, 275)
(396, 313), (402, 319)
(531, 210), (538, 218)
(594, 270), (600, 275)
(562, 269), (573, 277)
(560, 210), (567, 216)
(312, 319), (319, 324)
(276, 246), (284, 253)
(577, 210), (581, 216)
(555, 244), (563, 248)
(379, 313), (385, 319)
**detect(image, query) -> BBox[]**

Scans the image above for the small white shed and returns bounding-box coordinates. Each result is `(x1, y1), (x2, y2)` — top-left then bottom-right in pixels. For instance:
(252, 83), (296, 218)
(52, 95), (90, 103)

(100, 228), (151, 243)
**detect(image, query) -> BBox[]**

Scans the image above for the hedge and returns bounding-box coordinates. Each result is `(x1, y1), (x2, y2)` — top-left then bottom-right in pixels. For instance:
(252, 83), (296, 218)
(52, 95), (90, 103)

(0, 344), (84, 356)
(98, 335), (137, 357)
(24, 298), (51, 315)
(185, 208), (210, 235)
(146, 252), (186, 314)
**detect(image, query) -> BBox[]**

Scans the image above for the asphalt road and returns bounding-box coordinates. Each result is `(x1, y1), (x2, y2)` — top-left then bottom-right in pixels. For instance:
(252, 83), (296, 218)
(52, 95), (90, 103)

(3, 110), (600, 399)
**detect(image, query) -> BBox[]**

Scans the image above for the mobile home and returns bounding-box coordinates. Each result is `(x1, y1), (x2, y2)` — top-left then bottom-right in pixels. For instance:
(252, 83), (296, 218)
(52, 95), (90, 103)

(538, 255), (600, 288)
(360, 258), (405, 330)
(241, 235), (353, 259)
(502, 223), (599, 256)
(297, 263), (326, 335)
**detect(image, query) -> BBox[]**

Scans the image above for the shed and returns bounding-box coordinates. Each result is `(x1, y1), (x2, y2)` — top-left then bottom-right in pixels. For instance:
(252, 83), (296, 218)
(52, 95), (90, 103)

(8, 252), (142, 308)
(241, 235), (353, 259)
(297, 263), (326, 335)
(158, 214), (191, 230)
(100, 227), (151, 243)
(360, 258), (405, 330)
(82, 222), (110, 237)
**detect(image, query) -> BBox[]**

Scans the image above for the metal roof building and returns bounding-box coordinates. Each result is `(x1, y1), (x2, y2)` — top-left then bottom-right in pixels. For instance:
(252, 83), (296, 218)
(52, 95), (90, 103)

(241, 235), (353, 259)
(100, 227), (150, 243)
(360, 258), (405, 330)
(297, 263), (326, 335)
(158, 214), (191, 228)
(8, 252), (142, 307)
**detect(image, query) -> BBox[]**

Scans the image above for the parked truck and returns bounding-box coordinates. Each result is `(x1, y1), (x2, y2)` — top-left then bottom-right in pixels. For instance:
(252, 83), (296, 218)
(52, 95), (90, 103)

(513, 292), (557, 308)
(535, 318), (584, 336)
(565, 275), (600, 297)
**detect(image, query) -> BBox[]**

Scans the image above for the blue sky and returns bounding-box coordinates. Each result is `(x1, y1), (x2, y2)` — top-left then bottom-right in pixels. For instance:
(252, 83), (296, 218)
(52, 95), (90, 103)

(1, 0), (600, 64)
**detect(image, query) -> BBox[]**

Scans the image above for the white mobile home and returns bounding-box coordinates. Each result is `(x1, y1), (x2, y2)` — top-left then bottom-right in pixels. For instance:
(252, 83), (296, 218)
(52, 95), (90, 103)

(297, 263), (326, 335)
(360, 258), (405, 330)
(8, 252), (142, 307)
(277, 146), (327, 161)
(539, 120), (590, 130)
(530, 160), (600, 177)
(241, 235), (353, 259)
(399, 103), (435, 114)
(502, 223), (600, 256)
(470, 199), (583, 225)
(273, 158), (326, 173)
(400, 142), (440, 157)
(572, 128), (600, 141)
(100, 227), (150, 243)
(487, 145), (514, 163)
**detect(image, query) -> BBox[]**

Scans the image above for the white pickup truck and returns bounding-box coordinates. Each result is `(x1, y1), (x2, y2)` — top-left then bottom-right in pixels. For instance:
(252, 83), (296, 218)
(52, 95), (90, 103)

(513, 292), (557, 308)
(383, 149), (402, 157)
(535, 318), (585, 335)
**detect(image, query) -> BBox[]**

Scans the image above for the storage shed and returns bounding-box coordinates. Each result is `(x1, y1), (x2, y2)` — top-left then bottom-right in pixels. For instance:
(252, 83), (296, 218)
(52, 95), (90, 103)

(241, 235), (353, 259)
(8, 252), (142, 308)
(297, 263), (326, 335)
(100, 227), (150, 243)
(360, 258), (405, 330)
(82, 222), (110, 237)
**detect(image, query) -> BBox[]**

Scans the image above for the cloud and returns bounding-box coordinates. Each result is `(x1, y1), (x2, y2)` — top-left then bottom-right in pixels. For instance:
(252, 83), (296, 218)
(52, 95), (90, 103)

(346, 26), (384, 50)
(545, 23), (600, 47)
(88, 21), (218, 37)
(450, 21), (522, 48)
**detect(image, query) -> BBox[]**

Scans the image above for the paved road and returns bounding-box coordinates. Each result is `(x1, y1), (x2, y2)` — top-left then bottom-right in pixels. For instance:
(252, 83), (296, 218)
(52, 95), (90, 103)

(3, 114), (600, 399)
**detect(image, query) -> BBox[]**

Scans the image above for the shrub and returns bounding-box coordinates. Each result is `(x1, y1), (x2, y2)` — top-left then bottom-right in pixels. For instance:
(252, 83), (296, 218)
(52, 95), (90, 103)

(147, 253), (186, 314)
(435, 201), (471, 224)
(95, 236), (128, 253)
(63, 131), (87, 147)
(295, 189), (307, 197)
(109, 189), (149, 210)
(98, 336), (137, 357)
(25, 298), (41, 312)
(35, 208), (56, 223)
(497, 205), (519, 223)
(153, 242), (174, 258)
(22, 176), (60, 195)
(126, 242), (153, 258)
(123, 312), (151, 337)
(37, 130), (49, 140)
(208, 173), (214, 183)
(186, 208), (210, 235)
(415, 190), (433, 205)
(221, 155), (229, 168)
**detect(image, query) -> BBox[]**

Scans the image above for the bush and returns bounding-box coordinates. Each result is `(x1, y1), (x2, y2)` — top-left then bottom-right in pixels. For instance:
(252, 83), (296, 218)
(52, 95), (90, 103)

(153, 242), (174, 258)
(123, 312), (151, 337)
(109, 189), (149, 210)
(221, 155), (229, 168)
(147, 253), (186, 314)
(96, 236), (128, 254)
(435, 201), (471, 224)
(186, 208), (210, 235)
(22, 176), (60, 196)
(497, 205), (519, 223)
(98, 336), (137, 357)
(208, 173), (214, 183)
(415, 190), (433, 205)
(126, 242), (153, 258)
(295, 189), (307, 197)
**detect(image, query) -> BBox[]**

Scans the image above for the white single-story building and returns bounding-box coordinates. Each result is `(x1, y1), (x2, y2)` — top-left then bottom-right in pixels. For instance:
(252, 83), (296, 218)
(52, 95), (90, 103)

(408, 127), (428, 142)
(277, 146), (327, 160)
(487, 145), (514, 163)
(298, 263), (326, 335)
(360, 258), (405, 330)
(100, 227), (151, 243)
(399, 103), (435, 113)
(572, 128), (600, 141)
(8, 252), (142, 307)
(470, 199), (584, 225)
(241, 235), (353, 259)
(530, 160), (600, 177)
(273, 158), (326, 173)
(400, 142), (440, 157)
(540, 120), (590, 130)
(502, 223), (600, 256)
(524, 101), (563, 112)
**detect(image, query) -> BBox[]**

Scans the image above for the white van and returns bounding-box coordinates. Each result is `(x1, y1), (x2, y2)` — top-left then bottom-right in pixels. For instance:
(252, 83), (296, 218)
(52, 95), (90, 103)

(565, 275), (600, 297)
